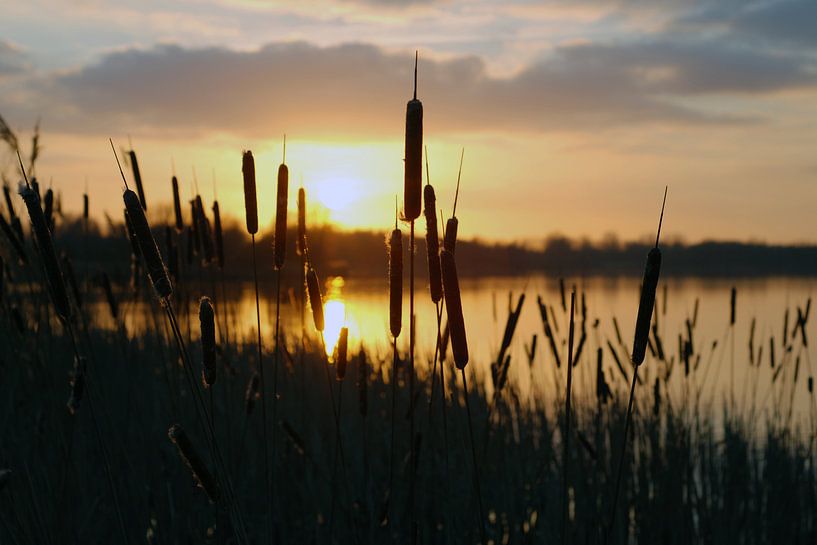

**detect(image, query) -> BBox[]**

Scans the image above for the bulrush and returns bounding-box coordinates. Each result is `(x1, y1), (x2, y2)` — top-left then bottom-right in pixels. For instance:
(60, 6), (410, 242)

(242, 151), (258, 235)
(274, 137), (288, 270)
(172, 175), (183, 232)
(389, 221), (403, 339)
(441, 249), (468, 369)
(129, 148), (147, 210)
(404, 52), (423, 221)
(168, 424), (220, 503)
(336, 327), (348, 380)
(307, 267), (324, 332)
(297, 187), (307, 256)
(19, 183), (71, 322)
(200, 297), (216, 386)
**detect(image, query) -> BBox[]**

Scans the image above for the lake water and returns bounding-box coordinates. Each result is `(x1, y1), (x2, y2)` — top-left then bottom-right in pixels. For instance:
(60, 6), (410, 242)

(106, 274), (816, 428)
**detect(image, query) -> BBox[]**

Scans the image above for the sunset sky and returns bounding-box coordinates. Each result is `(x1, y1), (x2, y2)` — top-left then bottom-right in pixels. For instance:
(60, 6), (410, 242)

(1, 0), (816, 244)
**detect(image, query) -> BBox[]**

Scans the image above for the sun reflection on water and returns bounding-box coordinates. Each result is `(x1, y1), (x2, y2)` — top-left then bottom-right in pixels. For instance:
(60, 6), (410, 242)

(323, 277), (346, 359)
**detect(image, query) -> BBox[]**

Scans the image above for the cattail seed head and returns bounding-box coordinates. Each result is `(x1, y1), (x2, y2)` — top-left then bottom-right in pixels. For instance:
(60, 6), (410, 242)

(423, 185), (442, 303)
(195, 196), (214, 266)
(274, 163), (288, 270)
(129, 150), (147, 210)
(67, 356), (86, 415)
(730, 286), (736, 326)
(212, 200), (224, 269)
(83, 193), (89, 221)
(632, 247), (661, 366)
(297, 187), (307, 256)
(20, 185), (71, 322)
(43, 188), (54, 233)
(124, 189), (172, 299)
(242, 151), (258, 235)
(306, 267), (324, 332)
(440, 319), (450, 361)
(443, 217), (458, 254)
(441, 249), (468, 369)
(245, 371), (260, 415)
(336, 326), (348, 380)
(389, 228), (403, 338)
(167, 424), (220, 502)
(189, 199), (201, 256)
(124, 209), (142, 260)
(172, 176), (183, 232)
(404, 96), (423, 221)
(199, 297), (216, 386)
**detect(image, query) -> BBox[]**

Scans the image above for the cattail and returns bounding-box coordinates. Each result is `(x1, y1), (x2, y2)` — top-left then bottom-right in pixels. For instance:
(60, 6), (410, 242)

(200, 297), (216, 386)
(19, 185), (71, 322)
(0, 212), (27, 264)
(61, 254), (82, 310)
(189, 199), (200, 256)
(101, 272), (118, 321)
(212, 200), (224, 269)
(43, 188), (54, 233)
(242, 151), (258, 235)
(167, 424), (220, 502)
(404, 52), (423, 221)
(165, 226), (179, 281)
(124, 189), (172, 299)
(172, 176), (183, 231)
(31, 178), (39, 197)
(559, 278), (566, 312)
(770, 336), (776, 368)
(124, 209), (142, 260)
(358, 347), (368, 417)
(443, 217), (458, 253)
(297, 187), (307, 256)
(729, 287), (736, 326)
(440, 319), (450, 361)
(274, 151), (288, 270)
(441, 249), (468, 369)
(129, 149), (147, 210)
(749, 317), (756, 364)
(67, 356), (86, 415)
(195, 196), (214, 265)
(631, 189), (667, 366)
(83, 192), (89, 221)
(389, 226), (403, 338)
(244, 371), (260, 415)
(306, 267), (324, 332)
(424, 185), (442, 303)
(808, 376), (813, 394)
(336, 326), (348, 380)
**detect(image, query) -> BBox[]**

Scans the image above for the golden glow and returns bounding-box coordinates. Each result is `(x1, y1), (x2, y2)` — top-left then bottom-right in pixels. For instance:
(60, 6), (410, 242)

(323, 276), (347, 359)
(312, 176), (362, 213)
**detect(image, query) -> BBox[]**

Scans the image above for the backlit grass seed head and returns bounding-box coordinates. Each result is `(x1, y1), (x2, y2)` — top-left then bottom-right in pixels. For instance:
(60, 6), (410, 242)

(172, 175), (183, 232)
(167, 424), (220, 503)
(441, 248), (468, 369)
(199, 297), (216, 386)
(275, 162), (288, 270)
(389, 227), (403, 338)
(307, 267), (324, 332)
(242, 151), (258, 235)
(124, 189), (172, 299)
(20, 185), (71, 322)
(336, 326), (348, 380)
(424, 185), (442, 303)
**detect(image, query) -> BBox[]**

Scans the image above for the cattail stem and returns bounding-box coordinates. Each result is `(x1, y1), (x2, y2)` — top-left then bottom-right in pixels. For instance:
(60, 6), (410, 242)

(271, 266), (283, 533)
(250, 235), (271, 544)
(385, 335), (398, 526)
(409, 219), (417, 545)
(461, 368), (486, 545)
(561, 291), (576, 545)
(605, 365), (639, 543)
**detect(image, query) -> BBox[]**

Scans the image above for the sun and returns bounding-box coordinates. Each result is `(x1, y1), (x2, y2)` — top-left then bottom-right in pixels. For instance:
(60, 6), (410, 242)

(311, 176), (361, 213)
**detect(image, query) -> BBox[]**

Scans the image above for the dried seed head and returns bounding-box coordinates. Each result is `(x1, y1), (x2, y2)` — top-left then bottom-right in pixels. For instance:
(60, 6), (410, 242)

(129, 150), (147, 210)
(20, 185), (71, 322)
(189, 199), (200, 256)
(336, 326), (348, 380)
(167, 424), (220, 503)
(441, 249), (468, 369)
(423, 185), (442, 303)
(297, 187), (307, 256)
(124, 189), (172, 299)
(244, 371), (260, 415)
(632, 247), (661, 366)
(274, 162), (288, 270)
(67, 356), (87, 415)
(306, 267), (324, 332)
(242, 151), (258, 235)
(389, 227), (403, 338)
(199, 297), (216, 386)
(172, 175), (183, 232)
(212, 200), (224, 269)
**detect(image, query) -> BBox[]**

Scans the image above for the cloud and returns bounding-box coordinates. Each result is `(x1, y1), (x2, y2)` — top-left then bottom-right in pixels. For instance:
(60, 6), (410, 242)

(0, 40), (28, 76)
(2, 37), (813, 138)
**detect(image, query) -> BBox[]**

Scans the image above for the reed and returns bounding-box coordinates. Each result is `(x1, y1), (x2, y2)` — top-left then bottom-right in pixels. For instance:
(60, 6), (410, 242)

(168, 424), (220, 503)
